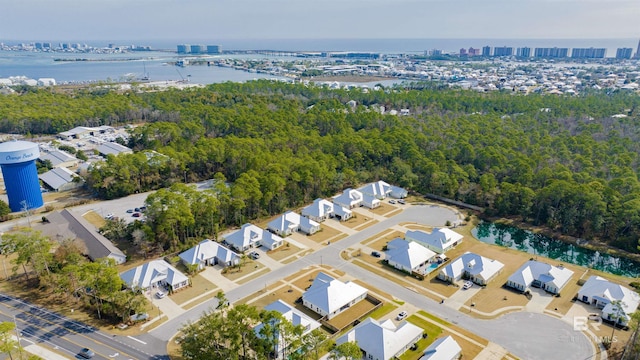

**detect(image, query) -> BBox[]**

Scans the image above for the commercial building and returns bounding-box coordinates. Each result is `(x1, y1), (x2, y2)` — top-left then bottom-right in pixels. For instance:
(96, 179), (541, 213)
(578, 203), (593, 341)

(39, 167), (83, 192)
(481, 46), (491, 57)
(207, 45), (220, 54)
(189, 44), (205, 54)
(177, 44), (191, 54)
(516, 47), (531, 58)
(493, 46), (513, 57)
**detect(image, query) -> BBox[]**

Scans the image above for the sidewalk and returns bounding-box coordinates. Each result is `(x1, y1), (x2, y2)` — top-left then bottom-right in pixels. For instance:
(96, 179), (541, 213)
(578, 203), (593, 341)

(25, 343), (71, 360)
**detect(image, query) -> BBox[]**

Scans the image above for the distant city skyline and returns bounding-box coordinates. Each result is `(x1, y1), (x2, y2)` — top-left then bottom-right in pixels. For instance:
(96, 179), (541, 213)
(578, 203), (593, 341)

(1, 0), (638, 42)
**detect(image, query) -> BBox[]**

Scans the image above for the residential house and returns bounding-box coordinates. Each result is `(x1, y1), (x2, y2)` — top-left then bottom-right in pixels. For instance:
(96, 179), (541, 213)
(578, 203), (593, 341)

(438, 252), (504, 285)
(39, 149), (78, 168)
(302, 272), (368, 319)
(386, 238), (437, 275)
(39, 167), (84, 192)
(358, 181), (392, 199)
(254, 300), (322, 359)
(178, 239), (240, 270)
(333, 205), (353, 221)
(268, 211), (321, 236)
(506, 260), (574, 294)
(302, 198), (334, 222)
(389, 185), (408, 199)
(120, 259), (189, 292)
(333, 188), (363, 209)
(223, 223), (283, 252)
(362, 194), (381, 209)
(419, 336), (462, 360)
(336, 318), (423, 360)
(577, 276), (640, 326)
(405, 228), (463, 254)
(39, 209), (126, 264)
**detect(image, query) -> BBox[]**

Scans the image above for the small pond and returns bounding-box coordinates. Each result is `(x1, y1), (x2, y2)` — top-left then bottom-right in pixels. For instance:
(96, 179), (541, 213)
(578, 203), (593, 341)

(472, 221), (640, 278)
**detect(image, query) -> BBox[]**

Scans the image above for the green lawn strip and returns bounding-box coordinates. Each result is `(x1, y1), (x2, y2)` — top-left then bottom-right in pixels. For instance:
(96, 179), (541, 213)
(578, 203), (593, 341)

(400, 315), (443, 360)
(368, 302), (398, 320)
(417, 310), (452, 327)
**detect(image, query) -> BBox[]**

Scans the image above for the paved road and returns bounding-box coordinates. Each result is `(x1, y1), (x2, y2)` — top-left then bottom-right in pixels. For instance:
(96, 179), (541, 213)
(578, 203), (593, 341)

(148, 205), (594, 360)
(0, 294), (167, 360)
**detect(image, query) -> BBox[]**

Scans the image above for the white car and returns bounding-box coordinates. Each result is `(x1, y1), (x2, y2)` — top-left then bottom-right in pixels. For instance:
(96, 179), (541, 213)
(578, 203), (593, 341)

(105, 213), (114, 220)
(155, 291), (166, 299)
(389, 200), (396, 204)
(396, 311), (408, 321)
(463, 281), (473, 290)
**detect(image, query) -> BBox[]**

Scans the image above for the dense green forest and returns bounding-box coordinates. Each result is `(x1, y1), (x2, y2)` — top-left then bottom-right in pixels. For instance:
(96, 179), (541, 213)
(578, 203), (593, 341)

(2, 81), (640, 253)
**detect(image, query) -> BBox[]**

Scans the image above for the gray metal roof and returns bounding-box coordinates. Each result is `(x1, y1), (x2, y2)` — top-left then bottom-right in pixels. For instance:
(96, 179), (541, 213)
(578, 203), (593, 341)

(97, 142), (132, 156)
(38, 167), (76, 190)
(39, 150), (77, 167)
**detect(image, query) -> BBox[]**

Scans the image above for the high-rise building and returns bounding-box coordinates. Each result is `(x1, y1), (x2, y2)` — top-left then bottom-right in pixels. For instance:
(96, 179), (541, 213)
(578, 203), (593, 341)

(616, 48), (633, 59)
(534, 47), (569, 58)
(482, 46), (491, 57)
(571, 48), (606, 59)
(459, 48), (468, 56)
(190, 44), (205, 54)
(493, 46), (513, 57)
(177, 44), (191, 54)
(207, 45), (221, 54)
(635, 39), (640, 59)
(516, 47), (531, 58)
(468, 47), (479, 56)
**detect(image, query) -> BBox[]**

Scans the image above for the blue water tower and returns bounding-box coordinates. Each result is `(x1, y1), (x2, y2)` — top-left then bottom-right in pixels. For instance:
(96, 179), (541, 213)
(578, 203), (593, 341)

(0, 140), (44, 212)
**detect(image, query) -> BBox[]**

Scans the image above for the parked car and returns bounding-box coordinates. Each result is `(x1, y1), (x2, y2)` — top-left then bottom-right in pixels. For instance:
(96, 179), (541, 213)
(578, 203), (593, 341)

(134, 207), (141, 212)
(463, 280), (474, 290)
(396, 311), (408, 321)
(126, 209), (134, 213)
(388, 200), (396, 204)
(249, 251), (260, 259)
(371, 251), (382, 258)
(132, 212), (142, 217)
(79, 348), (95, 358)
(398, 199), (406, 205)
(105, 213), (114, 220)
(139, 206), (147, 212)
(155, 291), (166, 299)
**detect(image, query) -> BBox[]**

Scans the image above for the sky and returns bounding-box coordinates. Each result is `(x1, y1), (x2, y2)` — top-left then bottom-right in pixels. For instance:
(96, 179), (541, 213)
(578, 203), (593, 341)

(1, 0), (638, 42)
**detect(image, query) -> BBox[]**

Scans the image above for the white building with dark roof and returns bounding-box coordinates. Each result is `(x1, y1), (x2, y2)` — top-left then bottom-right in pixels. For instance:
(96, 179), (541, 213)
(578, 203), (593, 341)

(336, 318), (423, 360)
(438, 252), (504, 285)
(405, 228), (463, 254)
(120, 259), (188, 292)
(302, 272), (367, 319)
(179, 239), (240, 270)
(506, 260), (574, 294)
(578, 276), (640, 326)
(386, 238), (436, 275)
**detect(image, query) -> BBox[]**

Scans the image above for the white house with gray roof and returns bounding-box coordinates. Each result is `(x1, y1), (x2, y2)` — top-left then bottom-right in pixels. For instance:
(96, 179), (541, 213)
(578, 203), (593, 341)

(358, 180), (392, 199)
(405, 228), (463, 254)
(120, 259), (188, 292)
(302, 198), (335, 222)
(333, 188), (363, 209)
(268, 211), (321, 236)
(223, 223), (284, 252)
(179, 239), (240, 270)
(438, 252), (504, 285)
(578, 276), (640, 326)
(386, 238), (436, 275)
(302, 272), (367, 319)
(506, 260), (574, 294)
(419, 336), (462, 360)
(336, 318), (423, 360)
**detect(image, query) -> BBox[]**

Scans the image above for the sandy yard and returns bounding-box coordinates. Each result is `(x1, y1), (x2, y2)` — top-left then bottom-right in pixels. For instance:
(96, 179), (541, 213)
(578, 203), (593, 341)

(170, 274), (217, 306)
(267, 241), (303, 261)
(307, 224), (345, 243)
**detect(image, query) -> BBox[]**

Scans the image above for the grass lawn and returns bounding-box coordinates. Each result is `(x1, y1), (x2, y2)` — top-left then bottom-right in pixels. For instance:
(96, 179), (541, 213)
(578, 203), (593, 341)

(170, 274), (217, 306)
(283, 249), (314, 264)
(406, 315), (443, 343)
(237, 267), (270, 284)
(341, 213), (373, 229)
(401, 223), (434, 232)
(369, 302), (398, 319)
(354, 219), (379, 231)
(463, 286), (529, 316)
(546, 276), (585, 315)
(308, 225), (343, 243)
(325, 297), (378, 330)
(82, 210), (106, 228)
(368, 203), (396, 217)
(268, 241), (303, 261)
(383, 208), (403, 218)
(222, 259), (266, 281)
(367, 230), (405, 250)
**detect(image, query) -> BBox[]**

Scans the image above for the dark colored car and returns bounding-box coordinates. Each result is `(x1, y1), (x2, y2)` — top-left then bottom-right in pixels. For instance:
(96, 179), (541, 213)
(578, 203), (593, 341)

(371, 251), (381, 258)
(134, 207), (141, 212)
(126, 209), (134, 213)
(132, 212), (141, 217)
